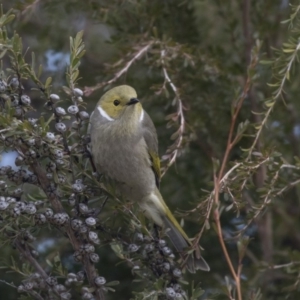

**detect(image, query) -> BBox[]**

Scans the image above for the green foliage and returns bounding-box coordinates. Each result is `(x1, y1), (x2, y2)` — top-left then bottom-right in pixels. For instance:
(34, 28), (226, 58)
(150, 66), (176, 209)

(0, 1), (300, 300)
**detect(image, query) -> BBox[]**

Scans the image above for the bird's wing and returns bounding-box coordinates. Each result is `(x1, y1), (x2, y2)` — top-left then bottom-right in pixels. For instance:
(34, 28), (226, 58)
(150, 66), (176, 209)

(142, 111), (161, 188)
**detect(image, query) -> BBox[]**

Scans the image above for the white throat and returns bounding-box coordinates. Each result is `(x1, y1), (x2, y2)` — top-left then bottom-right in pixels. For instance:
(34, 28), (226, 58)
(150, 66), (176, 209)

(139, 109), (144, 122)
(98, 106), (114, 121)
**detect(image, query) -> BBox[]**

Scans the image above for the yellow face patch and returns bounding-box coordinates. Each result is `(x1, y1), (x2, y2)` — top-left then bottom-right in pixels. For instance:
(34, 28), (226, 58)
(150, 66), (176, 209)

(98, 85), (138, 119)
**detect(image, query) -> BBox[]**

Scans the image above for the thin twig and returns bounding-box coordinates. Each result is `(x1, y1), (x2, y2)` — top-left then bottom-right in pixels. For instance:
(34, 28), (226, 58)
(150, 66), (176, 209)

(84, 41), (155, 96)
(160, 49), (186, 177)
(270, 261), (300, 269)
(210, 43), (259, 300)
(238, 164), (300, 235)
(0, 279), (16, 289)
(214, 175), (243, 300)
(276, 178), (300, 196)
(192, 162), (242, 244)
(28, 158), (104, 300)
(248, 40), (300, 159)
(14, 239), (62, 299)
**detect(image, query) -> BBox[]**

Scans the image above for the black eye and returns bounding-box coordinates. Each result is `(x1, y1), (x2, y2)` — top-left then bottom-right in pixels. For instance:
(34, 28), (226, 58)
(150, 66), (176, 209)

(113, 100), (120, 106)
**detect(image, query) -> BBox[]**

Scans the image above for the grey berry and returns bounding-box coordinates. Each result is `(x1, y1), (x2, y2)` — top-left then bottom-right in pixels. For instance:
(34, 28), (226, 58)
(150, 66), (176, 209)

(94, 276), (106, 286)
(20, 95), (31, 106)
(172, 268), (182, 278)
(14, 106), (23, 117)
(73, 250), (82, 262)
(25, 203), (37, 215)
(49, 94), (60, 102)
(85, 217), (96, 227)
(0, 201), (9, 210)
(9, 77), (19, 89)
(28, 118), (38, 126)
(135, 233), (144, 242)
(77, 271), (85, 281)
(71, 219), (83, 231)
(0, 79), (7, 92)
(74, 88), (83, 97)
(88, 231), (99, 243)
(144, 244), (154, 253)
(26, 138), (35, 146)
(55, 122), (67, 133)
(68, 105), (79, 114)
(79, 225), (88, 234)
(162, 246), (172, 256)
(54, 149), (64, 158)
(79, 111), (89, 120)
(128, 244), (139, 253)
(158, 239), (167, 247)
(162, 262), (170, 273)
(166, 287), (176, 298)
(45, 208), (54, 218)
(80, 243), (95, 254)
(53, 213), (69, 225)
(89, 252), (99, 263)
(55, 107), (66, 116)
(46, 277), (57, 286)
(15, 156), (24, 166)
(46, 173), (53, 179)
(79, 203), (89, 214)
(35, 213), (47, 225)
(82, 292), (93, 300)
(46, 132), (55, 141)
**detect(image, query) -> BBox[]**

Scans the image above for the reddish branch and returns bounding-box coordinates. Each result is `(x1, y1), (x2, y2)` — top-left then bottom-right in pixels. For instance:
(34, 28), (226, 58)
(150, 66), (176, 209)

(211, 47), (258, 300)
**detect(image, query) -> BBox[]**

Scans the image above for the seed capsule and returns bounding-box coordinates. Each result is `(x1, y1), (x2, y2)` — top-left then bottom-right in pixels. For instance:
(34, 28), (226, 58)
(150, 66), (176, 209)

(55, 122), (67, 133)
(165, 287), (176, 298)
(85, 217), (96, 227)
(71, 219), (83, 231)
(35, 213), (47, 225)
(0, 79), (7, 92)
(89, 252), (99, 263)
(79, 111), (89, 120)
(68, 105), (79, 115)
(128, 244), (139, 253)
(25, 203), (37, 215)
(9, 77), (19, 89)
(20, 95), (31, 106)
(55, 107), (66, 116)
(49, 94), (60, 102)
(172, 268), (182, 278)
(94, 276), (106, 286)
(46, 132), (55, 141)
(74, 88), (83, 97)
(44, 208), (54, 218)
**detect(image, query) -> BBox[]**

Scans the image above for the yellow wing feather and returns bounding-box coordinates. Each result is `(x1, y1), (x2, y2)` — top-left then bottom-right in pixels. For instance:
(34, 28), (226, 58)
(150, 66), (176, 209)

(149, 150), (161, 188)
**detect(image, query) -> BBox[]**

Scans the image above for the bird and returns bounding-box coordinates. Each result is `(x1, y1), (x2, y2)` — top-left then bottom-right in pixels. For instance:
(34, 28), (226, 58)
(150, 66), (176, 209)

(89, 85), (209, 273)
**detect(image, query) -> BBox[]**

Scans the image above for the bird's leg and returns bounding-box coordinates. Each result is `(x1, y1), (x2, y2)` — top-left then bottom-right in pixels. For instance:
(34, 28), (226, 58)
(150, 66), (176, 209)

(153, 223), (160, 240)
(91, 196), (109, 217)
(82, 134), (97, 173)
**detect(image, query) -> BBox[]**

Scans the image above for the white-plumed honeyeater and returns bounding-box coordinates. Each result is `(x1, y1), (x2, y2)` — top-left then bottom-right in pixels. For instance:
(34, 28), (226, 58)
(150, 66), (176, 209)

(89, 85), (209, 273)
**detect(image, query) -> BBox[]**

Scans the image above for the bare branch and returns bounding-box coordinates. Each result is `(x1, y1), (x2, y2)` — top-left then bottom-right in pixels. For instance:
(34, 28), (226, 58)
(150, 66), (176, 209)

(84, 41), (155, 96)
(160, 49), (186, 177)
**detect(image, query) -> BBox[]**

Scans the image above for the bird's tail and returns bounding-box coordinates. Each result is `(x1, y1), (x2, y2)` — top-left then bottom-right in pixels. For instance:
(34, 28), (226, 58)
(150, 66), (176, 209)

(162, 210), (210, 273)
(141, 190), (209, 273)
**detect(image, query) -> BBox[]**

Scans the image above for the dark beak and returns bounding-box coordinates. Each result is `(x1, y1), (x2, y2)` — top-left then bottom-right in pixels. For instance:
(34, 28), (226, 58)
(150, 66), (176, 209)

(127, 98), (139, 106)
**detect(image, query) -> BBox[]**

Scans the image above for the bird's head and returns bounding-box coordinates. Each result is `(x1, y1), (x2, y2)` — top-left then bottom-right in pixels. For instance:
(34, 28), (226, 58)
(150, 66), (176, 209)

(96, 85), (143, 122)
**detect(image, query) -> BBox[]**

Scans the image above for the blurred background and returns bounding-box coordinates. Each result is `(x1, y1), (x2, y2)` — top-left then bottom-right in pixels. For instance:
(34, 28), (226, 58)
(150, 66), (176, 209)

(1, 0), (300, 299)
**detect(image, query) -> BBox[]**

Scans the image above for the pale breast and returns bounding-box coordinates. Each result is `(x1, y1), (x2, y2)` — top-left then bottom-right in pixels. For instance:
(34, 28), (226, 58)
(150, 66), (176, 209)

(90, 121), (156, 200)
